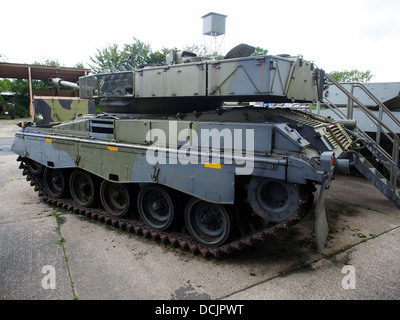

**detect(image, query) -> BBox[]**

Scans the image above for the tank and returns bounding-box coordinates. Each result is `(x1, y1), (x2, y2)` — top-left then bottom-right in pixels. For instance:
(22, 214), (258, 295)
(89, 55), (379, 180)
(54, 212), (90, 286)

(11, 45), (354, 256)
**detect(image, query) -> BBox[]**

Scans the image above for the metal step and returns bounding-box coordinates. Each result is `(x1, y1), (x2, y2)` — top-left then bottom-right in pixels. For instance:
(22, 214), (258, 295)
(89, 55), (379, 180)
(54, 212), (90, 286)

(352, 153), (400, 208)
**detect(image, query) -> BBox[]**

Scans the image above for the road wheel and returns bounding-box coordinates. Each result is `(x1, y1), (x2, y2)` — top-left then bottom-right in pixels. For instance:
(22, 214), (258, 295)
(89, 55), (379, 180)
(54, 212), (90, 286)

(137, 185), (177, 230)
(43, 167), (68, 198)
(70, 169), (97, 207)
(184, 198), (232, 246)
(100, 180), (137, 218)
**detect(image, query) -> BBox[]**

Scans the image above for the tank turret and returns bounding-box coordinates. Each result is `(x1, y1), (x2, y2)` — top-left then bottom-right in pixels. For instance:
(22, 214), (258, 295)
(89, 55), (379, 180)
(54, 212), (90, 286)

(75, 44), (324, 114)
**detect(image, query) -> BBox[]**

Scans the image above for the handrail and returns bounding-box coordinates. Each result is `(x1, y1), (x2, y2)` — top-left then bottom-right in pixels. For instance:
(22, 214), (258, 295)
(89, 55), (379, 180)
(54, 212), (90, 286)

(324, 74), (399, 189)
(321, 97), (348, 120)
(345, 82), (400, 145)
(349, 82), (400, 127)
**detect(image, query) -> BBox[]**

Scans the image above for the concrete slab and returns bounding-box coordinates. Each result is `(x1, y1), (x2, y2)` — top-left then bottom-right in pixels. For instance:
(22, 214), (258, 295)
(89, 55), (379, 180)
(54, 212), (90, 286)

(0, 124), (73, 300)
(0, 217), (72, 299)
(224, 228), (400, 300)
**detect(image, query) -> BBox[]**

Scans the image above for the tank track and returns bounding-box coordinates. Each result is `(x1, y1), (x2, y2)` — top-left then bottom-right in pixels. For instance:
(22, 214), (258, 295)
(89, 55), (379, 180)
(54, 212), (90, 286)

(18, 157), (313, 258)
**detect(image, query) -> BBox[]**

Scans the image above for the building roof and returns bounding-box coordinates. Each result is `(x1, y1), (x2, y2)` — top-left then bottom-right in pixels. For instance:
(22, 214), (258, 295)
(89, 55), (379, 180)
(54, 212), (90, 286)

(0, 63), (91, 82)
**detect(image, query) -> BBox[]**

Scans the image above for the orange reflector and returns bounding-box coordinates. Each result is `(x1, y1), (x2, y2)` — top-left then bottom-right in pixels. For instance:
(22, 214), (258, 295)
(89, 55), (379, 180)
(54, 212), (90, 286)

(204, 163), (221, 169)
(44, 138), (52, 142)
(107, 146), (118, 151)
(330, 155), (335, 167)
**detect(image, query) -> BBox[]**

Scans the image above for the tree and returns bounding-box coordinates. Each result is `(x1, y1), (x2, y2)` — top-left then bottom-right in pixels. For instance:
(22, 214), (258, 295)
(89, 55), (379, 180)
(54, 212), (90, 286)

(183, 44), (208, 57)
(147, 48), (170, 65)
(89, 43), (126, 73)
(0, 79), (12, 105)
(329, 69), (373, 83)
(74, 62), (86, 69)
(252, 46), (268, 56)
(89, 39), (271, 73)
(0, 78), (12, 92)
(123, 38), (152, 67)
(35, 58), (86, 69)
(89, 37), (169, 73)
(34, 59), (64, 67)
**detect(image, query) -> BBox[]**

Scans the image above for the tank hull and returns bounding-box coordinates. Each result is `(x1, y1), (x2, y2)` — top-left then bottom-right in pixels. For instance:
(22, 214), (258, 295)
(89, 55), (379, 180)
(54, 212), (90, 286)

(12, 106), (352, 251)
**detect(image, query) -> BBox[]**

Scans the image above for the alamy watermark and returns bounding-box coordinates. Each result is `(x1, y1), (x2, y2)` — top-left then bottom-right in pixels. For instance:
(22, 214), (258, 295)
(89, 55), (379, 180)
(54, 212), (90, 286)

(341, 265), (356, 290)
(41, 265), (56, 290)
(145, 121), (255, 175)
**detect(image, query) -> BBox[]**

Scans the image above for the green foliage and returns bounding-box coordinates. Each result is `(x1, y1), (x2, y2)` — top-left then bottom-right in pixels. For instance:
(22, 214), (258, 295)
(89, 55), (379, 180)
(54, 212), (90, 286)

(0, 78), (12, 92)
(89, 40), (269, 73)
(148, 48), (170, 65)
(252, 46), (268, 56)
(89, 37), (169, 73)
(74, 62), (86, 69)
(329, 69), (373, 83)
(183, 44), (268, 58)
(33, 59), (64, 67)
(1, 78), (62, 118)
(8, 79), (30, 117)
(89, 43), (124, 73)
(183, 44), (208, 57)
(0, 60), (11, 105)
(123, 38), (152, 67)
(34, 58), (86, 69)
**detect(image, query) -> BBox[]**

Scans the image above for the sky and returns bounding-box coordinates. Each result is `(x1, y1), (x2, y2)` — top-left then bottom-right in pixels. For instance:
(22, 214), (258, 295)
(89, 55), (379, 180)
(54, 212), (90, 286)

(1, 0), (400, 82)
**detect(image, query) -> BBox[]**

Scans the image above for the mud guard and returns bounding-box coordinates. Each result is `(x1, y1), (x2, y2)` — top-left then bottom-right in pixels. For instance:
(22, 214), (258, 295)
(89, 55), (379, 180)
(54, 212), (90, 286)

(315, 176), (330, 252)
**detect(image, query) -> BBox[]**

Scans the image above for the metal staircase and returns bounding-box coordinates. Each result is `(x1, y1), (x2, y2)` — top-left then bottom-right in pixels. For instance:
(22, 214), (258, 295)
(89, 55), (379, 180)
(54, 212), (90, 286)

(323, 74), (400, 209)
(350, 152), (400, 208)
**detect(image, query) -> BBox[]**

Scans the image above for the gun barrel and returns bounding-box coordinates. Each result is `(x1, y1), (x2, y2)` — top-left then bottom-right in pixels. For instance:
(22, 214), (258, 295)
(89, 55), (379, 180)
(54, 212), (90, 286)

(48, 78), (79, 89)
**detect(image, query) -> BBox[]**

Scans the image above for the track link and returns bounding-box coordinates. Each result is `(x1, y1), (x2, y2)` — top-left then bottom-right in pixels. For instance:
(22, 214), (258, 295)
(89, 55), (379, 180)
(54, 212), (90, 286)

(19, 157), (313, 257)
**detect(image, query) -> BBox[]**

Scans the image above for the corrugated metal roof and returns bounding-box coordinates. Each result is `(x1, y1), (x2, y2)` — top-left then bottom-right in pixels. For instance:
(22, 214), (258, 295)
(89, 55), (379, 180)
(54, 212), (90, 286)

(0, 63), (90, 82)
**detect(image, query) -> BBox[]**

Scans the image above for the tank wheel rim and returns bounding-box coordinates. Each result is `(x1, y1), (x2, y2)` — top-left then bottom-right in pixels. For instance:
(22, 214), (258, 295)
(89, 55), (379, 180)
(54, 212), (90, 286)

(100, 181), (133, 218)
(184, 198), (231, 247)
(247, 177), (299, 222)
(43, 167), (66, 198)
(70, 170), (96, 207)
(138, 185), (176, 230)
(26, 159), (44, 175)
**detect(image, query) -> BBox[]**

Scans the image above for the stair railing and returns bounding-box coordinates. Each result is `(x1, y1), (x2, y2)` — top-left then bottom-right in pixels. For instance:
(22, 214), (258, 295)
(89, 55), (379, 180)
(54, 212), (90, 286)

(324, 74), (399, 190)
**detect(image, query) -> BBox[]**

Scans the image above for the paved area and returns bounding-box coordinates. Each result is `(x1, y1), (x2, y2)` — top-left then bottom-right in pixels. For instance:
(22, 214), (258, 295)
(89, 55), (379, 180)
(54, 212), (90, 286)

(0, 118), (399, 305)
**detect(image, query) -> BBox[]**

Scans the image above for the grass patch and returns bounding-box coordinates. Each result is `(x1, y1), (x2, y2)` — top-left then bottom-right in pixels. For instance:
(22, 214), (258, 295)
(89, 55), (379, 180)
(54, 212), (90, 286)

(50, 212), (78, 300)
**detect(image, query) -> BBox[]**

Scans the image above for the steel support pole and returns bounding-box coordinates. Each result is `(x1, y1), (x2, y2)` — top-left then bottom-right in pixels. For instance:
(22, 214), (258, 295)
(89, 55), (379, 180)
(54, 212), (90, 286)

(28, 67), (33, 119)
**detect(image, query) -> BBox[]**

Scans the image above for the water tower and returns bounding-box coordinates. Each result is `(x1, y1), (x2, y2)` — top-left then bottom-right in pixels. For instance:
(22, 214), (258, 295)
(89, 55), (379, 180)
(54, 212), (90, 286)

(201, 12), (227, 56)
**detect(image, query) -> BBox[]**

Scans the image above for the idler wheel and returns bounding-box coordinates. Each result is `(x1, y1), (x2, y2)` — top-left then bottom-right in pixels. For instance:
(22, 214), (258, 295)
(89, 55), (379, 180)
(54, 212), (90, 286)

(100, 181), (137, 218)
(137, 185), (177, 231)
(26, 158), (44, 175)
(43, 167), (67, 198)
(184, 198), (232, 247)
(70, 169), (97, 207)
(247, 177), (299, 222)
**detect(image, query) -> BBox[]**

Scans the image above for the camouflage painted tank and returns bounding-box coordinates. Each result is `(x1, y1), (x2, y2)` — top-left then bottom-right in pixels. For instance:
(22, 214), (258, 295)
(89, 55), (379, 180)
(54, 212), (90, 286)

(11, 45), (354, 255)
